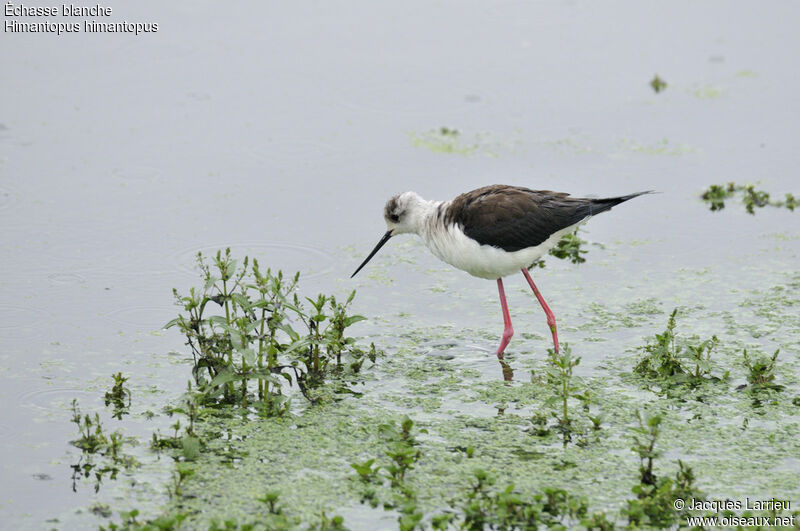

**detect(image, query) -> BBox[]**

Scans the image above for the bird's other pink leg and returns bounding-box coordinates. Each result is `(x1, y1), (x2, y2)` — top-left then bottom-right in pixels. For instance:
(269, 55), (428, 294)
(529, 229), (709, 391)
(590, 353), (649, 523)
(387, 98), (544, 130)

(521, 268), (559, 353)
(496, 278), (514, 359)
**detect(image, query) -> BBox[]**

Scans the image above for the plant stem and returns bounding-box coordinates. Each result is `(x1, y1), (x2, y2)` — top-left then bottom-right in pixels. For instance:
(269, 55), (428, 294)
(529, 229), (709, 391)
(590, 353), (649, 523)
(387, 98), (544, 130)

(223, 278), (234, 399)
(258, 307), (266, 398)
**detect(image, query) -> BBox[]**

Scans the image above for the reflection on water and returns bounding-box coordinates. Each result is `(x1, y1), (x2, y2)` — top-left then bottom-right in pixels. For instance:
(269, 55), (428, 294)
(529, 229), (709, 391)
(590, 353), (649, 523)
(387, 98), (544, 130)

(499, 358), (514, 381)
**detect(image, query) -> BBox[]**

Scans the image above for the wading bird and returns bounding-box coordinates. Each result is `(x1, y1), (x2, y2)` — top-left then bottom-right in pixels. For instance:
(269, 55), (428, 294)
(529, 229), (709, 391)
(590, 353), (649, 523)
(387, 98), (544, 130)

(352, 185), (650, 359)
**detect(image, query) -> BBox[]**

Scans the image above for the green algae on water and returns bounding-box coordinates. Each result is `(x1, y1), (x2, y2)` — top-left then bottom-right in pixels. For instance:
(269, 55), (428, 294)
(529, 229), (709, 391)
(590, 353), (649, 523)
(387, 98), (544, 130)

(650, 74), (667, 93)
(701, 182), (798, 214)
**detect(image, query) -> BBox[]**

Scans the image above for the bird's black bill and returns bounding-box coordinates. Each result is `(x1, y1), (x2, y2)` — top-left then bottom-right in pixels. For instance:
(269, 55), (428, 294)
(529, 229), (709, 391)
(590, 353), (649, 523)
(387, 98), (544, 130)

(351, 230), (393, 278)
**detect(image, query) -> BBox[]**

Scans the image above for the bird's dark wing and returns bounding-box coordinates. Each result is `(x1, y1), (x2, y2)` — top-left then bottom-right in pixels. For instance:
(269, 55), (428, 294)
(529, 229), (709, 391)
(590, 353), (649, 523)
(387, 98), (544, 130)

(448, 185), (647, 252)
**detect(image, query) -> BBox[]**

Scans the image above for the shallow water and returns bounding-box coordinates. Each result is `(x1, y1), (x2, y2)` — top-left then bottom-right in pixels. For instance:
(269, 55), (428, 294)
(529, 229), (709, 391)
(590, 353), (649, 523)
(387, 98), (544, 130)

(2, 0), (799, 528)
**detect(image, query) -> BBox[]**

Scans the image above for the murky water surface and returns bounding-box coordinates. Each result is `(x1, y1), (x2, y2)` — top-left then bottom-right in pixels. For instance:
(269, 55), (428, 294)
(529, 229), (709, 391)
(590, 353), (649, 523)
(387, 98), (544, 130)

(2, 1), (799, 528)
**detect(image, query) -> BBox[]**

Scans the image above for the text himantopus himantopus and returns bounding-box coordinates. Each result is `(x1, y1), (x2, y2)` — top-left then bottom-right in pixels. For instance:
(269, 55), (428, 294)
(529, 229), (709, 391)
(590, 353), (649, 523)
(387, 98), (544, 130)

(351, 184), (651, 359)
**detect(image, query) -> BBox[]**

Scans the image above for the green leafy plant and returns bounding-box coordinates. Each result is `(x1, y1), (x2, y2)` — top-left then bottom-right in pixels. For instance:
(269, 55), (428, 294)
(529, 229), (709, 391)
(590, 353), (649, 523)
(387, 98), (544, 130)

(623, 412), (704, 527)
(442, 469), (592, 529)
(104, 372), (131, 419)
(70, 400), (136, 493)
(701, 182), (797, 214)
(634, 309), (721, 385)
(532, 231), (589, 268)
(352, 417), (427, 530)
(100, 508), (188, 531)
(742, 349), (783, 392)
(165, 249), (375, 413)
(170, 462), (195, 498)
(650, 75), (667, 93)
(531, 344), (594, 445)
(545, 344), (582, 443)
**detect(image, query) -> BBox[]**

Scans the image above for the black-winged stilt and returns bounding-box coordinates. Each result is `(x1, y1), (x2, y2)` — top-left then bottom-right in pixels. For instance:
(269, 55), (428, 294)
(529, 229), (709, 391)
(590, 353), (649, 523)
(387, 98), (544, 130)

(351, 185), (651, 359)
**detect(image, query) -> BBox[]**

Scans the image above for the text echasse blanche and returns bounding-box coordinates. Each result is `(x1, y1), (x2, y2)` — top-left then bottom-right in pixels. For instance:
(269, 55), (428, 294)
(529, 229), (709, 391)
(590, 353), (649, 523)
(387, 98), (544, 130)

(5, 3), (158, 34)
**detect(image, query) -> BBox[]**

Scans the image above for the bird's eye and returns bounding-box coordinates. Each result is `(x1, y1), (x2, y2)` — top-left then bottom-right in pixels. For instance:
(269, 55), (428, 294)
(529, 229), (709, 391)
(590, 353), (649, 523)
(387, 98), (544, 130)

(389, 213), (400, 222)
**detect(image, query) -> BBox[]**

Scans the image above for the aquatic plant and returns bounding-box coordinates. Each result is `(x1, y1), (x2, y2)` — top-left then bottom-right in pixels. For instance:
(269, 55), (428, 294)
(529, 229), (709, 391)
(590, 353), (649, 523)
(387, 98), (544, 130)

(350, 458), (380, 483)
(650, 74), (667, 93)
(170, 462), (195, 498)
(701, 182), (797, 214)
(207, 491), (307, 530)
(408, 127), (478, 155)
(545, 344), (582, 443)
(100, 509), (188, 531)
(351, 417), (427, 530)
(432, 469), (595, 529)
(150, 383), (204, 462)
(531, 231), (589, 268)
(623, 412), (704, 527)
(71, 399), (109, 453)
(529, 344), (593, 445)
(742, 348), (783, 392)
(166, 249), (374, 412)
(104, 372), (131, 419)
(312, 511), (349, 531)
(634, 309), (721, 385)
(70, 399), (136, 493)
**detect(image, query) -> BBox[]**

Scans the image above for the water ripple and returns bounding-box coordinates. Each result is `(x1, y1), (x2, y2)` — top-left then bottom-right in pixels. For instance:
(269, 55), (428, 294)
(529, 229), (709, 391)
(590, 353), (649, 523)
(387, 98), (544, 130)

(0, 306), (47, 329)
(18, 387), (97, 412)
(103, 306), (176, 329)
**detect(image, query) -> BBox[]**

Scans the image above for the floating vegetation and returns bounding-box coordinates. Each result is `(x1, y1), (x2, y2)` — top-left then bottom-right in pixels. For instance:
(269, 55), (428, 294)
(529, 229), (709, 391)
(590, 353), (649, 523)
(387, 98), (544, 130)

(531, 231), (588, 268)
(621, 138), (695, 156)
(701, 182), (797, 214)
(634, 309), (723, 386)
(100, 509), (188, 531)
(650, 74), (667, 93)
(407, 127), (509, 157)
(69, 266), (800, 528)
(440, 469), (596, 529)
(352, 417), (427, 529)
(355, 414), (706, 528)
(692, 84), (727, 99)
(408, 127), (478, 155)
(165, 249), (375, 413)
(104, 372), (131, 420)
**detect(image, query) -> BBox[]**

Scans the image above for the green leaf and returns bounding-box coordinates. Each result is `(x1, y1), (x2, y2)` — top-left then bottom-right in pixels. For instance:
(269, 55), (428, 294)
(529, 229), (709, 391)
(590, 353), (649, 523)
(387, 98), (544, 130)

(231, 293), (252, 311)
(282, 338), (310, 356)
(181, 435), (201, 460)
(344, 315), (367, 327)
(277, 323), (300, 342)
(209, 369), (236, 389)
(209, 315), (228, 327)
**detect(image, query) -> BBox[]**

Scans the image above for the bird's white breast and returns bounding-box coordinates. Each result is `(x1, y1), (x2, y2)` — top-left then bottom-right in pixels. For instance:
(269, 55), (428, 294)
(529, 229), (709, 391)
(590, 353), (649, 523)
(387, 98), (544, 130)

(420, 220), (585, 280)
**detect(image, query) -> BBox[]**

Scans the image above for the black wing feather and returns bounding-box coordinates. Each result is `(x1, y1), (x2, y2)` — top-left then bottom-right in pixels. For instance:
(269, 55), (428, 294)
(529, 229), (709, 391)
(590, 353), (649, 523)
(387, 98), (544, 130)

(450, 185), (650, 252)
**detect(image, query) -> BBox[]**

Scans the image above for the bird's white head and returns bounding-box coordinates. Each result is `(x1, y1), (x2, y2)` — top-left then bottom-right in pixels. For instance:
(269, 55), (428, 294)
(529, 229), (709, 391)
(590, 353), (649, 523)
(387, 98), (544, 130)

(351, 191), (433, 278)
(383, 191), (428, 235)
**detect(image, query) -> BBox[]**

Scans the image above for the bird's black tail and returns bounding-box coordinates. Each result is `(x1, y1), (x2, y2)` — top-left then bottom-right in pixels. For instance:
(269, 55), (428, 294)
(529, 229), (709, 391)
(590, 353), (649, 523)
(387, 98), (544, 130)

(584, 190), (655, 217)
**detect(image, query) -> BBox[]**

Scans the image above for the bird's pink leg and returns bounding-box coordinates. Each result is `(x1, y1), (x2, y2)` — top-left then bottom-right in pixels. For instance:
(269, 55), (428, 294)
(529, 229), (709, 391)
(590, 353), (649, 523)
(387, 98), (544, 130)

(521, 268), (559, 353)
(496, 278), (514, 359)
